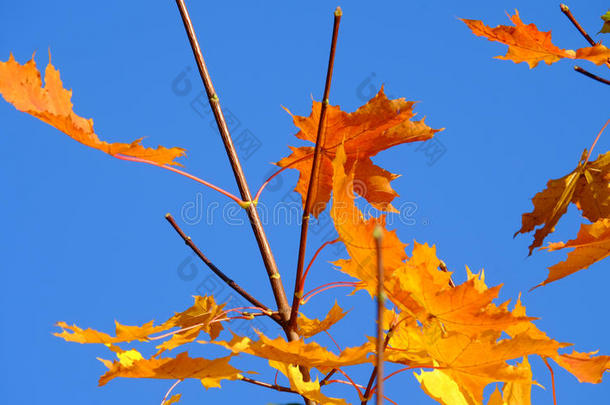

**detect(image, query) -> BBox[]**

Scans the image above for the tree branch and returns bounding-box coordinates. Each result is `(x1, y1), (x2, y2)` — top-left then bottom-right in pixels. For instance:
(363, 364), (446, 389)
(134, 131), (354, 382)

(560, 4), (596, 45)
(240, 376), (296, 394)
(289, 6), (343, 331)
(374, 225), (384, 405)
(574, 65), (610, 86)
(174, 0), (293, 335)
(560, 4), (610, 71)
(165, 214), (281, 324)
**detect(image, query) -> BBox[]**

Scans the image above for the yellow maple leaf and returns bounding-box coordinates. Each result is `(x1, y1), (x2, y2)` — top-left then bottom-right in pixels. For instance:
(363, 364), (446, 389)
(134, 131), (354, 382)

(55, 295), (225, 351)
(297, 301), (348, 338)
(210, 331), (373, 373)
(98, 349), (241, 388)
(269, 360), (348, 405)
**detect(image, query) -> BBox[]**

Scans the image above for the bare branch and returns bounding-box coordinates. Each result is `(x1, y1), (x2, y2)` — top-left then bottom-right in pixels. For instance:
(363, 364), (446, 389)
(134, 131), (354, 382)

(174, 0), (293, 332)
(165, 214), (280, 324)
(574, 65), (610, 86)
(289, 6), (343, 331)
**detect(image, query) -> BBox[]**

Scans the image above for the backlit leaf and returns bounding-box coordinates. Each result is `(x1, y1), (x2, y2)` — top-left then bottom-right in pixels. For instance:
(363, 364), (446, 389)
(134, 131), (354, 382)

(278, 87), (441, 216)
(0, 53), (185, 165)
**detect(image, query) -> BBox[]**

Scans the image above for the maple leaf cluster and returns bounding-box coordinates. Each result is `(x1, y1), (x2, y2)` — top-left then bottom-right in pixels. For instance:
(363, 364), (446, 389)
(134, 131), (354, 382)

(462, 9), (610, 288)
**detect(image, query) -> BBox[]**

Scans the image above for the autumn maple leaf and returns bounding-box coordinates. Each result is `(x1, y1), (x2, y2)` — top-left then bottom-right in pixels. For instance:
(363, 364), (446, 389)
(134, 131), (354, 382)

(269, 360), (348, 405)
(516, 149), (610, 254)
(278, 87), (442, 217)
(0, 53), (185, 165)
(329, 143), (409, 295)
(461, 10), (610, 68)
(211, 331), (373, 374)
(55, 295), (226, 352)
(97, 349), (241, 388)
(538, 219), (610, 288)
(297, 301), (348, 338)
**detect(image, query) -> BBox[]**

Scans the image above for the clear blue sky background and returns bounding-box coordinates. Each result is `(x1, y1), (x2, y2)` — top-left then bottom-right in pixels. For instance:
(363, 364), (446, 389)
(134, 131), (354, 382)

(1, 1), (609, 404)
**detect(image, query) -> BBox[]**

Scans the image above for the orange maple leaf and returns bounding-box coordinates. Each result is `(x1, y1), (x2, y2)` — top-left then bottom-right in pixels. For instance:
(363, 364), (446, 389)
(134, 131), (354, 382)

(554, 350), (610, 384)
(278, 87), (442, 216)
(461, 10), (610, 68)
(538, 219), (610, 288)
(515, 150), (610, 254)
(0, 53), (185, 165)
(330, 143), (408, 296)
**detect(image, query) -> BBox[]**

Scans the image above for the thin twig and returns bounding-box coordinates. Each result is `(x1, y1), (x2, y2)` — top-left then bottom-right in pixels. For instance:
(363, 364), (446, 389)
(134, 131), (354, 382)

(300, 238), (340, 292)
(160, 380), (181, 405)
(320, 369), (338, 386)
(362, 318), (396, 404)
(560, 5), (610, 70)
(335, 368), (364, 398)
(543, 357), (558, 405)
(240, 376), (296, 394)
(254, 153), (313, 202)
(165, 214), (281, 324)
(115, 154), (244, 205)
(560, 4), (595, 45)
(586, 119), (610, 162)
(174, 0), (294, 335)
(301, 281), (358, 304)
(374, 225), (384, 405)
(289, 6), (343, 331)
(574, 66), (610, 86)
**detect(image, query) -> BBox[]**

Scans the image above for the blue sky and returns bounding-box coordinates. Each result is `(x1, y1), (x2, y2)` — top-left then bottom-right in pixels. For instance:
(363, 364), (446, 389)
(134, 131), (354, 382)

(1, 1), (609, 404)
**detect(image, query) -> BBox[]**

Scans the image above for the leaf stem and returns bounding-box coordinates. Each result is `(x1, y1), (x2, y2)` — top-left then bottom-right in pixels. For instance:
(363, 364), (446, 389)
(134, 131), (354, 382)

(174, 0), (294, 337)
(114, 154), (244, 205)
(543, 357), (558, 405)
(289, 6), (343, 331)
(335, 368), (364, 398)
(160, 380), (181, 405)
(560, 4), (596, 46)
(299, 238), (340, 295)
(301, 281), (358, 304)
(164, 214), (281, 324)
(574, 66), (610, 86)
(586, 119), (610, 162)
(254, 153), (313, 202)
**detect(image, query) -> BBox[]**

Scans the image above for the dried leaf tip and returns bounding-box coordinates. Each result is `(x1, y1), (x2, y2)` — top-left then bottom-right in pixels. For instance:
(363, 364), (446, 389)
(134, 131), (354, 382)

(334, 7), (342, 17)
